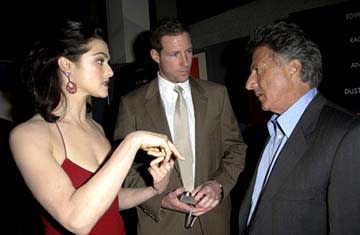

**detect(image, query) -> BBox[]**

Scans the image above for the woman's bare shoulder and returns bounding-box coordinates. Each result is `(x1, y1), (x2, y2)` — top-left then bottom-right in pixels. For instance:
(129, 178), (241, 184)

(10, 114), (52, 143)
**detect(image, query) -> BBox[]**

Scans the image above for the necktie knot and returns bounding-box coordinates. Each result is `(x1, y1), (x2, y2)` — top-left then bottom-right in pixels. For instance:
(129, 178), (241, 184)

(174, 85), (184, 95)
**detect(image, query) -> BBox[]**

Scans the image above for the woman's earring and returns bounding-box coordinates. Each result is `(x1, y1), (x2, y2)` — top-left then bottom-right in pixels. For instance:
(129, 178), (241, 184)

(65, 71), (77, 94)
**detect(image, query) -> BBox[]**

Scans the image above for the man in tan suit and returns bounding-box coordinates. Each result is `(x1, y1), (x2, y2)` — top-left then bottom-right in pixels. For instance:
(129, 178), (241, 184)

(114, 18), (246, 235)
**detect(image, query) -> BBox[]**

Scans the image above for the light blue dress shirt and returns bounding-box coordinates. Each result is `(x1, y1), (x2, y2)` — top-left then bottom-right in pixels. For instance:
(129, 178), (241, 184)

(247, 88), (318, 225)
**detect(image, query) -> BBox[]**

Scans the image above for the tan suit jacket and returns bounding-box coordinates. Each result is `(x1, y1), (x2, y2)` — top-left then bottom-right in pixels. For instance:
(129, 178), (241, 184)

(114, 77), (246, 235)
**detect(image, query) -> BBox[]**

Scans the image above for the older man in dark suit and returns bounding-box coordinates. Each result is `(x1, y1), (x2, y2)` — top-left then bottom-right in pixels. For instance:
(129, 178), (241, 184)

(238, 21), (360, 235)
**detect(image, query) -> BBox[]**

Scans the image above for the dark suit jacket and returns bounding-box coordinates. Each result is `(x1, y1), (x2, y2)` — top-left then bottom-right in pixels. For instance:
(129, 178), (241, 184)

(238, 94), (360, 235)
(114, 77), (247, 235)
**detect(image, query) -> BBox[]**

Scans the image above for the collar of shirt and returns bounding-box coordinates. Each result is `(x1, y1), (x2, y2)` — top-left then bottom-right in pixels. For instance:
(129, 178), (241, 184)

(268, 88), (318, 138)
(158, 72), (191, 101)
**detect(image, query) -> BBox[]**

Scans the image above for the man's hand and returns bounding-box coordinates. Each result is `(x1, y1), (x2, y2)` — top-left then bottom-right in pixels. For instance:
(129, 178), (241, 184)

(191, 180), (223, 216)
(160, 187), (194, 213)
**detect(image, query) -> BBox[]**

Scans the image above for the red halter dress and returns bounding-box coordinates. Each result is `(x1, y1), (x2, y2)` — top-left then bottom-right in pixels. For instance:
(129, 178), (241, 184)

(41, 123), (126, 235)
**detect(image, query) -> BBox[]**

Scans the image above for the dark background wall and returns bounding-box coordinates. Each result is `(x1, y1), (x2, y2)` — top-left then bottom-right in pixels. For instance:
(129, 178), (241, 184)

(0, 0), (107, 62)
(176, 0), (254, 24)
(0, 0), (359, 234)
(289, 1), (360, 114)
(194, 0), (360, 125)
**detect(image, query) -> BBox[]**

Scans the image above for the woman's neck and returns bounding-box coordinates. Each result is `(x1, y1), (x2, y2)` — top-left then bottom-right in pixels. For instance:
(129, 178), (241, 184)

(53, 95), (90, 123)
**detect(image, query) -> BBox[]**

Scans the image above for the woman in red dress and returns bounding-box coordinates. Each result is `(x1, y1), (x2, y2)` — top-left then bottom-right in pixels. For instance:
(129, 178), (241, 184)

(9, 20), (183, 235)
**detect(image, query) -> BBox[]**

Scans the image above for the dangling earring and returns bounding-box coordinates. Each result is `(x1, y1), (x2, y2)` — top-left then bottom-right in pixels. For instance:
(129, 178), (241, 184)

(64, 71), (77, 94)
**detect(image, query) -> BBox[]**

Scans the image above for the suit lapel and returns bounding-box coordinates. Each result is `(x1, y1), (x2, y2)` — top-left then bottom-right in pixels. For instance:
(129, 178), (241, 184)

(239, 137), (270, 229)
(189, 78), (208, 185)
(144, 79), (172, 140)
(251, 94), (327, 225)
(144, 79), (188, 177)
(256, 127), (308, 210)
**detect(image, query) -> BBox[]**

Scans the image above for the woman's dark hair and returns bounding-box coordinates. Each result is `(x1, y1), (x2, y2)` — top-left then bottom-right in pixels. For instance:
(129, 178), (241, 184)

(150, 18), (190, 52)
(21, 20), (105, 122)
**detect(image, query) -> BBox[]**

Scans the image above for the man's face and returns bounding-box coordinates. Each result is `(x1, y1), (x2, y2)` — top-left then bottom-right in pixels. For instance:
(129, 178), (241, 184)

(150, 32), (193, 83)
(245, 46), (294, 114)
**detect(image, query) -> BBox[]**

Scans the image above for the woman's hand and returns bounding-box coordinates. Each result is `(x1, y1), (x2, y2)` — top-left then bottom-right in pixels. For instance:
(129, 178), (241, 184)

(135, 131), (184, 165)
(148, 159), (175, 194)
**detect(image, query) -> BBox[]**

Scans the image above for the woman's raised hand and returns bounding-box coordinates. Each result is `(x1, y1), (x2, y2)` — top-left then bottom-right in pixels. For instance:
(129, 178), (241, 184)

(135, 131), (184, 166)
(148, 159), (175, 194)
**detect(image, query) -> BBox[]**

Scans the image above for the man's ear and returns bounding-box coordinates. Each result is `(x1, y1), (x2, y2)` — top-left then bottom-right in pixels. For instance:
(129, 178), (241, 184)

(150, 49), (160, 64)
(287, 59), (302, 78)
(58, 56), (72, 72)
